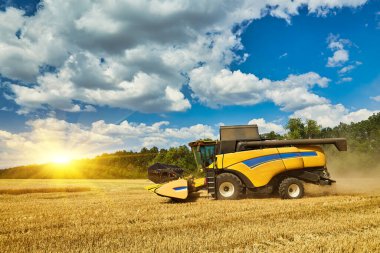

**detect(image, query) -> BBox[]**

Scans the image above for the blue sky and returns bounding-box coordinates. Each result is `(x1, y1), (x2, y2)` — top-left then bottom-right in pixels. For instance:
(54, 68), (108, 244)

(0, 0), (379, 167)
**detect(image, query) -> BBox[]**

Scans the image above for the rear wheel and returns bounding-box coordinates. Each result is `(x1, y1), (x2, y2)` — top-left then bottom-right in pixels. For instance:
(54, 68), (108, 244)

(216, 173), (243, 200)
(279, 177), (304, 199)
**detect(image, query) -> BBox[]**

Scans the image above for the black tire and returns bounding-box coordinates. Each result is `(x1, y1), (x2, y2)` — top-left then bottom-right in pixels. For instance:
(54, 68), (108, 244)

(278, 177), (304, 199)
(216, 173), (243, 200)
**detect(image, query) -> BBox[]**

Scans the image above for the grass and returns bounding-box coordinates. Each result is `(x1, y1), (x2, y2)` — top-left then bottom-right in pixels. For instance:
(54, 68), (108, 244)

(0, 178), (379, 252)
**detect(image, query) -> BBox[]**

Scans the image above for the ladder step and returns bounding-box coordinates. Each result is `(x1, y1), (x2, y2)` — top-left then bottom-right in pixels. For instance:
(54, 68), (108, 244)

(206, 170), (216, 197)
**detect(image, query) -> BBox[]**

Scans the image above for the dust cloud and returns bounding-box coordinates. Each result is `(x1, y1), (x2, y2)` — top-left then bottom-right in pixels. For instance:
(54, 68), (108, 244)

(301, 150), (380, 196)
(305, 178), (380, 197)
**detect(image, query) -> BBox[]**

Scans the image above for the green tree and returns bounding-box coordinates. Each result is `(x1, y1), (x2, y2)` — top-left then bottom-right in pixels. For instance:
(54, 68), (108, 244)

(285, 118), (305, 139)
(151, 145), (197, 174)
(261, 131), (283, 140)
(149, 146), (159, 153)
(305, 119), (321, 138)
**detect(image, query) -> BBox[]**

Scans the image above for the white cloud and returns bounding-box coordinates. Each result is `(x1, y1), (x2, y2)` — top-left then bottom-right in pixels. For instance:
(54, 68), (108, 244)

(0, 107), (11, 111)
(326, 34), (350, 67)
(83, 105), (97, 112)
(306, 0), (367, 15)
(338, 65), (354, 74)
(291, 104), (379, 128)
(338, 61), (362, 75)
(9, 56), (191, 114)
(0, 118), (217, 168)
(371, 96), (380, 102)
(0, 0), (369, 114)
(327, 49), (349, 67)
(189, 67), (330, 111)
(248, 118), (285, 134)
(279, 52), (288, 59)
(338, 77), (353, 83)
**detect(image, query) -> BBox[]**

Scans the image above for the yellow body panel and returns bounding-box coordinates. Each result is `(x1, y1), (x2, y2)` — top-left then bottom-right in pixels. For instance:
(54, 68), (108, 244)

(193, 178), (206, 188)
(154, 179), (188, 199)
(277, 147), (304, 170)
(228, 160), (286, 187)
(216, 145), (326, 188)
(298, 146), (326, 168)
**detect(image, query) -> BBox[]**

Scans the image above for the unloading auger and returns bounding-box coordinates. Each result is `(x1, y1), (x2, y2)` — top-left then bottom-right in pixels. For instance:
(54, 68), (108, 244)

(146, 125), (347, 201)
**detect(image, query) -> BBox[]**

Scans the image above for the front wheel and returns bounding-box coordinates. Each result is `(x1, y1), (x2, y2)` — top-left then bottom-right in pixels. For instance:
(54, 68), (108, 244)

(279, 177), (304, 199)
(216, 173), (243, 200)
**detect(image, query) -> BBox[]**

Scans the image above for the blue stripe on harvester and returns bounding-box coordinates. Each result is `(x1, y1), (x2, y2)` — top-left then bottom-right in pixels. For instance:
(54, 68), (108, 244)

(242, 151), (318, 169)
(300, 151), (318, 157)
(242, 154), (281, 168)
(173, 186), (187, 191)
(279, 153), (301, 159)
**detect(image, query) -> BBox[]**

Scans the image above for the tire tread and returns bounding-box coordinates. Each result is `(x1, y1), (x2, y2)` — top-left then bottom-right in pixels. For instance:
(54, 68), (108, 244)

(278, 177), (304, 199)
(216, 173), (244, 200)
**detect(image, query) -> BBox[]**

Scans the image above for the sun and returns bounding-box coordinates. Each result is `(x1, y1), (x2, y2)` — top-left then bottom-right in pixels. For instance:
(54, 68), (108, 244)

(52, 155), (72, 164)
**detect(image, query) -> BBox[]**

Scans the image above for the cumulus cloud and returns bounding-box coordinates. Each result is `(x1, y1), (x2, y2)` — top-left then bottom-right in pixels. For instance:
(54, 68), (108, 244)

(0, 118), (217, 168)
(327, 50), (349, 67)
(248, 118), (285, 134)
(291, 104), (379, 127)
(371, 95), (380, 102)
(326, 34), (351, 67)
(189, 68), (329, 111)
(0, 0), (369, 114)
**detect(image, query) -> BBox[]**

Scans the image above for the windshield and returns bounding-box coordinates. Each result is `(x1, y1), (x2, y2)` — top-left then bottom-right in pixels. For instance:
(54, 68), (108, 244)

(200, 145), (215, 167)
(191, 143), (216, 169)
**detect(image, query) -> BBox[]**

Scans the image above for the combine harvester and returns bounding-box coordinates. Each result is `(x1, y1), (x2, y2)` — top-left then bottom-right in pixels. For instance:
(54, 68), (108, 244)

(146, 125), (347, 201)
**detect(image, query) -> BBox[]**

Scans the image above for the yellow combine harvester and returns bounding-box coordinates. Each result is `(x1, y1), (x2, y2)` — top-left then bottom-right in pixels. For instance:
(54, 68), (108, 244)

(146, 125), (347, 200)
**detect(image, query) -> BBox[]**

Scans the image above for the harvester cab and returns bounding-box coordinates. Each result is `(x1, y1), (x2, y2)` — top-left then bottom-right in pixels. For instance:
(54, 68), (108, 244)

(146, 125), (347, 201)
(189, 140), (218, 170)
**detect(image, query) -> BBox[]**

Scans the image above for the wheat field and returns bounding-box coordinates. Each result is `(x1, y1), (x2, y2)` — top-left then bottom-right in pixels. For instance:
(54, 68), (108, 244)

(0, 179), (379, 253)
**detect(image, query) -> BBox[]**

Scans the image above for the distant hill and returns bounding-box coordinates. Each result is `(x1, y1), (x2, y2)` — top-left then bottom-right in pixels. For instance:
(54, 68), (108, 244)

(0, 113), (379, 179)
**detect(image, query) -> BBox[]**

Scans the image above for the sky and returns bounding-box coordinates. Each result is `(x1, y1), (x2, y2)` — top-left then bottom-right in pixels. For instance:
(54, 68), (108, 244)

(0, 0), (379, 168)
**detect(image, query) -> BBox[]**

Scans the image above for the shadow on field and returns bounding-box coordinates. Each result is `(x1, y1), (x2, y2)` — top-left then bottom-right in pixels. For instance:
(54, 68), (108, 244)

(0, 187), (92, 195)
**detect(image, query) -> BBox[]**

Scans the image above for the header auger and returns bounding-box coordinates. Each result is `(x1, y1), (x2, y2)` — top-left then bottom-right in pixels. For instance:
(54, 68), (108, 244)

(146, 125), (347, 201)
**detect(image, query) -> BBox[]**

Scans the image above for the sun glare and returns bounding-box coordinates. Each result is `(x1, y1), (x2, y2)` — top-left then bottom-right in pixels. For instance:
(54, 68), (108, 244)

(52, 155), (72, 164)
